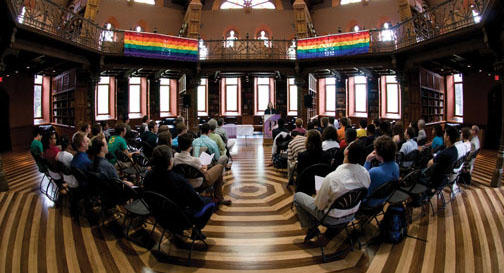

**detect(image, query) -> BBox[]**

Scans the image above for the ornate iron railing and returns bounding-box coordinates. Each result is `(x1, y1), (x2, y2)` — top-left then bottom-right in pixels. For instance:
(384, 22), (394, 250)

(7, 0), (488, 60)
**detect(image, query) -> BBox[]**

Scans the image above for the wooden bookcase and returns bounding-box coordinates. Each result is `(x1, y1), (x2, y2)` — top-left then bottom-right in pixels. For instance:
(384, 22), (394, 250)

(419, 69), (445, 123)
(52, 70), (76, 125)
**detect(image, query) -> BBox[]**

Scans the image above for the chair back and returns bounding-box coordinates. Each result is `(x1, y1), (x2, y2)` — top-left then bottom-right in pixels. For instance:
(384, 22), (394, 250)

(399, 169), (421, 189)
(275, 134), (292, 152)
(142, 141), (155, 158)
(115, 149), (131, 163)
(143, 191), (192, 233)
(56, 161), (72, 176)
(296, 163), (332, 195)
(321, 187), (368, 223)
(368, 180), (397, 202)
(31, 151), (48, 173)
(173, 164), (205, 180)
(71, 167), (89, 188)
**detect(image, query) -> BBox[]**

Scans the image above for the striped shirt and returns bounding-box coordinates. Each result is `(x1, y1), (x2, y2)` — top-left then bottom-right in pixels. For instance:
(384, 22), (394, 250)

(287, 135), (306, 163)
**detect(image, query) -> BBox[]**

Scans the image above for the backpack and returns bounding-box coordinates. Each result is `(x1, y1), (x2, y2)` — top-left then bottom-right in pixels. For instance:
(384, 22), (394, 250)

(380, 204), (408, 244)
(272, 152), (288, 169)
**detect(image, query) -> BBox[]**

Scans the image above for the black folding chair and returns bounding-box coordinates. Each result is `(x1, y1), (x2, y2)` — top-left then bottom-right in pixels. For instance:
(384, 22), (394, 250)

(30, 151), (49, 194)
(143, 191), (213, 266)
(295, 163), (332, 196)
(316, 187), (368, 262)
(172, 164), (208, 193)
(357, 180), (397, 229)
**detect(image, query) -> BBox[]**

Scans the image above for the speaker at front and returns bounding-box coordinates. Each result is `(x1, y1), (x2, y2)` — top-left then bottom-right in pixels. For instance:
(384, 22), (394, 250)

(183, 94), (191, 108)
(304, 95), (313, 108)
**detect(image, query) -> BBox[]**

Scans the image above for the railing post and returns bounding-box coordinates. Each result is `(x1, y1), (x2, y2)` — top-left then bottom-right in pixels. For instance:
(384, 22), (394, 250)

(246, 33), (249, 60)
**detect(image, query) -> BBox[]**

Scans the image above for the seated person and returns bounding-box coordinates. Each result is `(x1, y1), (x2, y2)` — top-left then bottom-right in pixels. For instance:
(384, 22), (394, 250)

(71, 133), (91, 171)
(454, 127), (472, 160)
(108, 123), (138, 165)
(426, 126), (459, 188)
(366, 124), (377, 145)
(89, 136), (134, 187)
(293, 142), (371, 241)
(140, 115), (149, 133)
(471, 125), (480, 151)
(101, 121), (111, 140)
(216, 118), (236, 151)
(337, 118), (348, 141)
(143, 145), (214, 236)
(287, 130), (307, 183)
(339, 127), (357, 150)
(364, 136), (399, 207)
(171, 122), (187, 150)
(30, 127), (43, 157)
(417, 119), (427, 143)
(272, 119), (289, 141)
(141, 121), (159, 149)
(321, 126), (340, 151)
(157, 130), (172, 147)
(430, 125), (444, 151)
(320, 117), (329, 132)
(72, 122), (91, 144)
(265, 102), (276, 114)
(399, 127), (418, 168)
(42, 131), (61, 166)
(292, 118), (307, 135)
(392, 124), (405, 150)
(174, 133), (231, 205)
(57, 137), (78, 188)
(208, 121), (227, 156)
(297, 130), (331, 176)
(312, 118), (323, 134)
(356, 119), (368, 138)
(192, 124), (221, 160)
(89, 124), (103, 147)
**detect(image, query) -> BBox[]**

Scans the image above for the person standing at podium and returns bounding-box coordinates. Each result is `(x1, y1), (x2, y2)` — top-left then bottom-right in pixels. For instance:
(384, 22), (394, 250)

(265, 102), (277, 114)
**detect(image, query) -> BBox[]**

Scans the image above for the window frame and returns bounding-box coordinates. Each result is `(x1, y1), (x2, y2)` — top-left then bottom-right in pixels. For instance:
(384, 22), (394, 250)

(454, 73), (463, 118)
(221, 77), (241, 116)
(128, 77), (148, 119)
(159, 78), (177, 118)
(347, 76), (368, 118)
(254, 77), (275, 116)
(34, 75), (43, 119)
(287, 78), (298, 116)
(379, 75), (401, 120)
(340, 0), (361, 5)
(220, 0), (275, 9)
(197, 78), (209, 116)
(95, 76), (116, 121)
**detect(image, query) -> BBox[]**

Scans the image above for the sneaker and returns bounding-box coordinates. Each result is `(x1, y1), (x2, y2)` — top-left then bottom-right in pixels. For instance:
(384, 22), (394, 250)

(219, 199), (232, 206)
(304, 227), (320, 243)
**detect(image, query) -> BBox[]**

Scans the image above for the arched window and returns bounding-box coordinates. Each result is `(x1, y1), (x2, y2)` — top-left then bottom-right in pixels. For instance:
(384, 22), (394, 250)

(101, 23), (115, 42)
(287, 39), (296, 60)
(256, 30), (271, 47)
(220, 0), (275, 9)
(353, 25), (360, 32)
(135, 25), (143, 32)
(199, 39), (208, 60)
(224, 30), (238, 48)
(379, 22), (394, 41)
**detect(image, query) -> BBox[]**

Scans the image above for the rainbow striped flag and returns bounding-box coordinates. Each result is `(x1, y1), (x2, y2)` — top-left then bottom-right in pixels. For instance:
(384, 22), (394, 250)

(297, 31), (370, 59)
(124, 31), (198, 61)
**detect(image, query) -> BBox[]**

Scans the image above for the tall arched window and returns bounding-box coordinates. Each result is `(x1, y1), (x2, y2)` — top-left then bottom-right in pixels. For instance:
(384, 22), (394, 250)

(225, 30), (238, 48)
(101, 23), (115, 42)
(220, 0), (275, 9)
(199, 39), (208, 60)
(257, 30), (271, 47)
(287, 39), (296, 60)
(379, 22), (394, 41)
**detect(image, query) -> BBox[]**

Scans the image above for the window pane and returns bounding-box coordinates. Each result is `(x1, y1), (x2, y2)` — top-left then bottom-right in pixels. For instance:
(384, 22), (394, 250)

(226, 78), (238, 85)
(97, 85), (110, 114)
(386, 83), (399, 113)
(454, 73), (463, 82)
(99, 76), (110, 84)
(326, 77), (336, 85)
(288, 78), (295, 85)
(160, 85), (170, 112)
(134, 0), (155, 4)
(289, 85), (298, 111)
(325, 85), (336, 111)
(354, 76), (367, 84)
(200, 78), (207, 85)
(34, 85), (42, 118)
(258, 85), (270, 111)
(257, 77), (269, 85)
(34, 75), (43, 84)
(226, 85), (238, 111)
(129, 77), (141, 84)
(129, 85), (141, 113)
(340, 0), (360, 4)
(455, 83), (463, 116)
(355, 84), (367, 112)
(385, 75), (397, 83)
(197, 85), (206, 112)
(160, 78), (170, 85)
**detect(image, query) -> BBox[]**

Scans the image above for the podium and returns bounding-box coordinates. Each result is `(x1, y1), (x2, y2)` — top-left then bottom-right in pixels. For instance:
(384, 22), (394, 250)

(263, 114), (281, 145)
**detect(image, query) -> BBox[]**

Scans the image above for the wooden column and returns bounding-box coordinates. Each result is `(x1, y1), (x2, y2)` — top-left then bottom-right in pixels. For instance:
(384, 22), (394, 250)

(276, 76), (287, 115)
(367, 75), (379, 122)
(75, 69), (98, 125)
(116, 75), (129, 122)
(182, 0), (202, 39)
(183, 75), (200, 131)
(149, 76), (160, 120)
(398, 69), (421, 127)
(295, 75), (309, 126)
(491, 60), (504, 187)
(292, 0), (314, 39)
(83, 0), (101, 22)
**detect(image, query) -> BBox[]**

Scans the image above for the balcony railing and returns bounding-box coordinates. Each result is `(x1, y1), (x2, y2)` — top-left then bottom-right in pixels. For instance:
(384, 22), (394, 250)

(7, 0), (488, 60)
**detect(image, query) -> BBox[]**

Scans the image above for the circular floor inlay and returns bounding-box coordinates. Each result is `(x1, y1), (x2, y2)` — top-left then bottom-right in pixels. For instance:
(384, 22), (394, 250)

(238, 185), (260, 193)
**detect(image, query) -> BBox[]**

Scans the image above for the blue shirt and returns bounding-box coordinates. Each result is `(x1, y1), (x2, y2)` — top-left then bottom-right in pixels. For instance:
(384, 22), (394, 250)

(399, 139), (418, 167)
(71, 152), (91, 171)
(192, 135), (220, 159)
(172, 136), (179, 149)
(364, 160), (399, 207)
(432, 136), (443, 150)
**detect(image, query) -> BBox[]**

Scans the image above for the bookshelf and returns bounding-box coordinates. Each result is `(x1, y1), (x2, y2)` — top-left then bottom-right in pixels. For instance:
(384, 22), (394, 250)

(52, 70), (76, 125)
(419, 69), (445, 123)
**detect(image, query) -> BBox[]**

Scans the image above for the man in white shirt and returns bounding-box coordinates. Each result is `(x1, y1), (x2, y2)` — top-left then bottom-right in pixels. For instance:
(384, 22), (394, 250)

(454, 127), (472, 160)
(287, 131), (306, 183)
(173, 133), (230, 206)
(293, 142), (370, 242)
(471, 125), (481, 151)
(399, 127), (418, 168)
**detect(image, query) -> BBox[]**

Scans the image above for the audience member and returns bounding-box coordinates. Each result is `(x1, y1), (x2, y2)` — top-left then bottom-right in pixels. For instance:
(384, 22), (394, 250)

(292, 118), (307, 135)
(108, 123), (137, 165)
(294, 141), (370, 242)
(312, 118), (322, 134)
(337, 118), (348, 141)
(321, 117), (329, 131)
(272, 119), (289, 140)
(357, 119), (367, 138)
(71, 133), (91, 171)
(172, 122), (188, 149)
(399, 127), (418, 167)
(417, 119), (426, 143)
(89, 136), (134, 187)
(366, 124), (376, 144)
(296, 130), (331, 176)
(364, 136), (399, 206)
(392, 124), (405, 150)
(192, 124), (221, 159)
(427, 126), (459, 188)
(157, 130), (172, 147)
(174, 133), (231, 205)
(430, 125), (444, 151)
(42, 131), (61, 166)
(72, 122), (91, 143)
(101, 121), (111, 140)
(339, 127), (357, 150)
(208, 121), (227, 156)
(158, 125), (169, 134)
(287, 131), (307, 183)
(122, 115), (132, 132)
(141, 120), (159, 149)
(216, 118), (236, 151)
(372, 119), (381, 136)
(89, 124), (103, 146)
(471, 125), (480, 151)
(380, 121), (392, 137)
(56, 136), (77, 188)
(265, 102), (277, 114)
(455, 127), (472, 159)
(307, 121), (315, 130)
(140, 115), (149, 132)
(321, 126), (340, 151)
(143, 145), (214, 237)
(328, 117), (335, 128)
(30, 127), (43, 157)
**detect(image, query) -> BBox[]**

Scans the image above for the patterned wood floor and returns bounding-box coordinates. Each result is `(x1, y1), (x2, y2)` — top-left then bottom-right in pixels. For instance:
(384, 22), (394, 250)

(1, 140), (504, 273)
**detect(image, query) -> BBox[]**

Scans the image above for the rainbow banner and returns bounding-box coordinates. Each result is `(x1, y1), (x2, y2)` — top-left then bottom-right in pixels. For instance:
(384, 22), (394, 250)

(124, 31), (198, 61)
(297, 31), (370, 59)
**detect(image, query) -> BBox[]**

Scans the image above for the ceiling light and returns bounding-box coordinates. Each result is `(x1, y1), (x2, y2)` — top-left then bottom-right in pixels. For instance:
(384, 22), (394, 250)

(467, 65), (471, 68)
